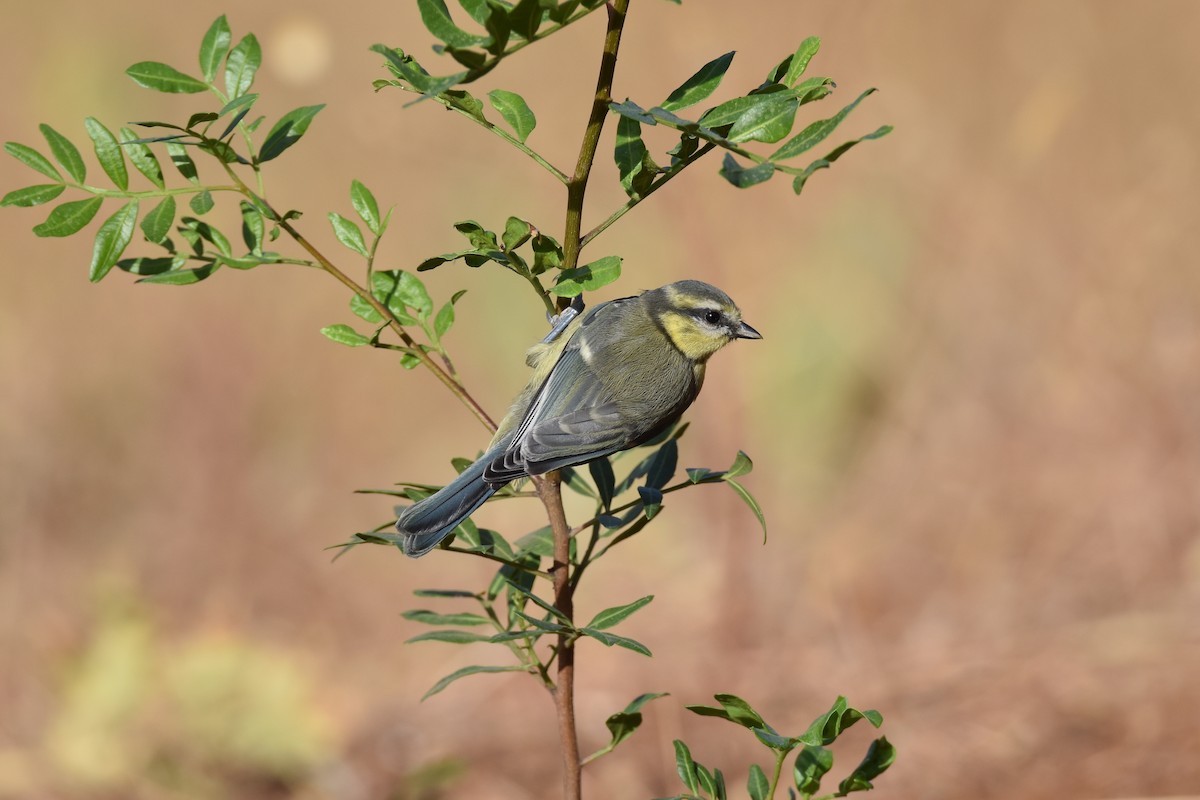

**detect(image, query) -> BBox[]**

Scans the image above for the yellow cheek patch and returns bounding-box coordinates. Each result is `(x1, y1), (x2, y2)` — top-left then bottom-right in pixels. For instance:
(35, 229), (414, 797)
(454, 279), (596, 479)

(661, 311), (724, 361)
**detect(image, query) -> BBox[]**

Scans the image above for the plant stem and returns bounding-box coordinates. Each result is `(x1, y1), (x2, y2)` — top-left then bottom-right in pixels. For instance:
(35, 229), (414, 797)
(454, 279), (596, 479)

(216, 160), (497, 432)
(426, 92), (568, 184)
(278, 214), (497, 432)
(538, 475), (581, 800)
(579, 142), (717, 248)
(768, 748), (787, 799)
(540, 3), (632, 799)
(562, 0), (630, 275)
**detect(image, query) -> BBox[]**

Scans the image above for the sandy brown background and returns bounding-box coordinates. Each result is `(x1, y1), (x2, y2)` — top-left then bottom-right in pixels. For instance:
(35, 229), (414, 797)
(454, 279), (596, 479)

(2, 1), (1198, 798)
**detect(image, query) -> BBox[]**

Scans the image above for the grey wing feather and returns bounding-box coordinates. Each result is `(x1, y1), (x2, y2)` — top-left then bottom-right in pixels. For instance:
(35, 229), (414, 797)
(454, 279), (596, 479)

(483, 326), (627, 483)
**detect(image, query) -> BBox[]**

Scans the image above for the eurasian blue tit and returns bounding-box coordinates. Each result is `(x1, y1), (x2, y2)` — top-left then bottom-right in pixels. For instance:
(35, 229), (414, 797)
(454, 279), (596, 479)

(396, 279), (761, 557)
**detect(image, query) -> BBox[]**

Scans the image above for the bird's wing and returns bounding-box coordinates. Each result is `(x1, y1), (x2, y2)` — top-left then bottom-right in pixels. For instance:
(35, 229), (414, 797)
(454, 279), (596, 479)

(484, 304), (632, 483)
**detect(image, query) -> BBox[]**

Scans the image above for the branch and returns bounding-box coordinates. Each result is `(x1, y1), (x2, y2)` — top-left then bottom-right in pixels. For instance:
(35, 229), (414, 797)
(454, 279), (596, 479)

(561, 0), (630, 276)
(541, 4), (632, 799)
(217, 160), (498, 433)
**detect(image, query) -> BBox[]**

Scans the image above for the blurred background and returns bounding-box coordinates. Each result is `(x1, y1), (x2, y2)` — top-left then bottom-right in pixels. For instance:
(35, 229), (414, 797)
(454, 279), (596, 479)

(2, 1), (1198, 798)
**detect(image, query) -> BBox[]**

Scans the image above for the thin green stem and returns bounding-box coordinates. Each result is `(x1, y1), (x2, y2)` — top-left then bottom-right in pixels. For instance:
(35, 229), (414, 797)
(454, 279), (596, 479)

(75, 183), (240, 199)
(442, 545), (553, 578)
(216, 159), (497, 433)
(543, 5), (633, 800)
(579, 142), (717, 249)
(465, 5), (607, 85)
(768, 749), (787, 799)
(561, 0), (630, 276)
(426, 92), (568, 184)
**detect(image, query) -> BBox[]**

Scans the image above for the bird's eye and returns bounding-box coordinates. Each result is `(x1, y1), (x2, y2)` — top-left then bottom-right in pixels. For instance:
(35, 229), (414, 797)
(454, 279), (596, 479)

(704, 310), (721, 325)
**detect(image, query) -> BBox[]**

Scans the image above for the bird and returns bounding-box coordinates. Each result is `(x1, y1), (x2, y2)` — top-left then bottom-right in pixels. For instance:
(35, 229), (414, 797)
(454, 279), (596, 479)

(395, 279), (761, 557)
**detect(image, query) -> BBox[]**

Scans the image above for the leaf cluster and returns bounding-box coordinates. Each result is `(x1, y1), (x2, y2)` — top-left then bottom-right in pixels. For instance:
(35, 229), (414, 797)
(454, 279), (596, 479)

(664, 695), (896, 800)
(1, 16), (327, 284)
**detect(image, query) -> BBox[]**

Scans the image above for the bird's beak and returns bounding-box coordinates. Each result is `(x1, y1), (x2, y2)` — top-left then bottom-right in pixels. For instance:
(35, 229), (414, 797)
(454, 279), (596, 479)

(734, 321), (762, 340)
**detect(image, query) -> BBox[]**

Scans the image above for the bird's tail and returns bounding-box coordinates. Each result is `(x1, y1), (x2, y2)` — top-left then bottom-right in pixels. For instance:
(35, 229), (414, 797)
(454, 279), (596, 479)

(395, 447), (503, 558)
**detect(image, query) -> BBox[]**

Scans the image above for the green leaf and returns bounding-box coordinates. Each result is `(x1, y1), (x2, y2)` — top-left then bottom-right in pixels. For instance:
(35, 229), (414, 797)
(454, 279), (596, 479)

(434, 290), (466, 338)
(350, 179), (382, 235)
(0, 184), (64, 207)
(609, 99), (655, 125)
(674, 740), (700, 794)
(186, 112), (219, 130)
(579, 628), (652, 656)
(443, 88), (487, 121)
(551, 255), (622, 297)
(83, 118), (128, 190)
(406, 629), (492, 644)
(725, 450), (753, 479)
(502, 216), (532, 251)
(713, 694), (767, 729)
(412, 588), (477, 598)
(504, 580), (572, 624)
(39, 124), (85, 183)
(602, 692), (669, 752)
(747, 764), (770, 800)
(719, 155), (776, 188)
(753, 727), (795, 751)
(531, 233), (562, 274)
(329, 212), (369, 257)
(189, 190), (214, 215)
(837, 737), (896, 795)
(240, 201), (264, 253)
(614, 115), (648, 198)
(586, 595), (653, 630)
(320, 324), (371, 347)
(793, 746), (833, 799)
(140, 196), (175, 244)
(725, 478), (766, 542)
(488, 89), (537, 143)
(422, 664), (525, 701)
(508, 0), (545, 39)
(179, 216), (231, 255)
(783, 37), (821, 87)
(402, 608), (488, 626)
(119, 128), (164, 188)
(32, 197), (102, 237)
(4, 141), (63, 181)
(395, 271), (434, 319)
(418, 0), (489, 48)
(258, 105), (325, 162)
(646, 440), (678, 489)
(137, 265), (216, 285)
(217, 92), (258, 119)
(224, 34), (262, 98)
(700, 95), (772, 129)
(772, 89), (877, 160)
(125, 61), (208, 93)
(589, 458), (615, 510)
(662, 51), (735, 112)
(199, 15), (232, 83)
(89, 200), (139, 282)
(165, 142), (199, 183)
(797, 697), (872, 747)
(637, 486), (662, 519)
(790, 124), (891, 195)
(117, 256), (181, 275)
(727, 94), (799, 144)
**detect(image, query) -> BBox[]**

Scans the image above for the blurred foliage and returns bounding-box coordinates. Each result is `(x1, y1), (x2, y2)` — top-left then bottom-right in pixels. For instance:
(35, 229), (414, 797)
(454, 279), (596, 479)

(34, 581), (332, 795)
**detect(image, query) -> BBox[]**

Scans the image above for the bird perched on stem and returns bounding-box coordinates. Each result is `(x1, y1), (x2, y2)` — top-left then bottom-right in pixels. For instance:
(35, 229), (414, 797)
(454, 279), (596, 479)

(396, 279), (761, 557)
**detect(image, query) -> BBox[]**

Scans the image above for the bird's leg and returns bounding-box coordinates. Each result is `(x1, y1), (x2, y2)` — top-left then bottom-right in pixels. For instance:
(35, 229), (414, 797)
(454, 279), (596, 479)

(541, 294), (586, 344)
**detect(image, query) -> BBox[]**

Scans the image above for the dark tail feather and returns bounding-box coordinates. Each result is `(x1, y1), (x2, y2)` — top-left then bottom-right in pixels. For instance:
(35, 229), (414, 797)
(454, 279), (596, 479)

(396, 448), (502, 557)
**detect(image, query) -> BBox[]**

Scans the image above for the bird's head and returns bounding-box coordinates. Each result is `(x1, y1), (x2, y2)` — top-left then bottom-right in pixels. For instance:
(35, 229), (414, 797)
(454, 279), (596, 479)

(648, 280), (761, 362)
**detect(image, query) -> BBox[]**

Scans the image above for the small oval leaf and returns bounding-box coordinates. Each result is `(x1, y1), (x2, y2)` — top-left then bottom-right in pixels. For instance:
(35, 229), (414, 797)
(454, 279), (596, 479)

(89, 200), (140, 282)
(32, 197), (103, 238)
(125, 61), (208, 93)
